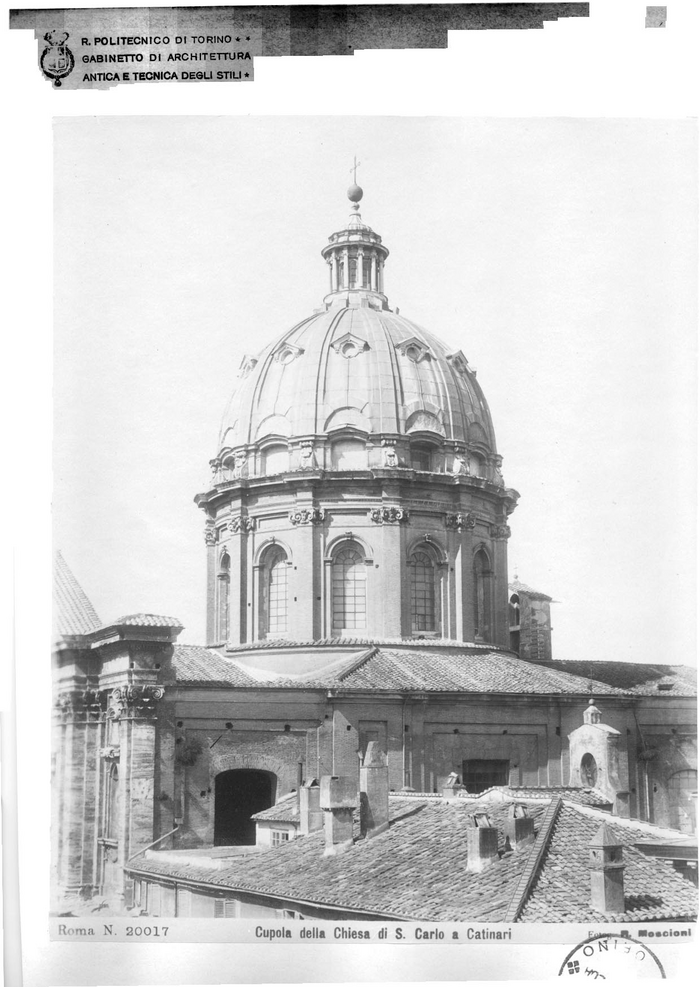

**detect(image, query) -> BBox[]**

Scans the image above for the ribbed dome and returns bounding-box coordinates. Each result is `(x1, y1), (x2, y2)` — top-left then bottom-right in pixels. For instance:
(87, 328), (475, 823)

(211, 187), (504, 484)
(217, 307), (496, 455)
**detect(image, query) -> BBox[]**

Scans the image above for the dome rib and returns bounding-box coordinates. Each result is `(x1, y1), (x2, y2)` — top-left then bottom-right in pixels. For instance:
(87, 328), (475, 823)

(213, 197), (503, 473)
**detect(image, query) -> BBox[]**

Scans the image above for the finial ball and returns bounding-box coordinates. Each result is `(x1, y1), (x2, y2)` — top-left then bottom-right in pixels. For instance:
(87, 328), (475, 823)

(347, 183), (363, 203)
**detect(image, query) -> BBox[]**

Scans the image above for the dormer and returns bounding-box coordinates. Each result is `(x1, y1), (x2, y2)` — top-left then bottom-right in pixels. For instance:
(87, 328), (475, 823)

(330, 331), (370, 359)
(395, 337), (432, 363)
(274, 342), (304, 366)
(447, 350), (476, 377)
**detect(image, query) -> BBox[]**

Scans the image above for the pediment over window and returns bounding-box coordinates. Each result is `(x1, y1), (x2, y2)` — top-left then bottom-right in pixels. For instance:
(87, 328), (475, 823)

(468, 422), (490, 450)
(395, 337), (432, 363)
(406, 409), (445, 437)
(447, 350), (476, 377)
(274, 342), (305, 366)
(331, 332), (370, 359)
(256, 414), (292, 440)
(238, 354), (258, 377)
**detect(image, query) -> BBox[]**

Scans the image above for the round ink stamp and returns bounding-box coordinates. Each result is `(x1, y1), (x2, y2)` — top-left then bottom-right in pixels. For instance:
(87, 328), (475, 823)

(559, 933), (665, 979)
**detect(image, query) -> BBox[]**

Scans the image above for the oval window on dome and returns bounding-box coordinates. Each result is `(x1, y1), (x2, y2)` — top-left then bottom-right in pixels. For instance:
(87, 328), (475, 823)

(262, 444), (289, 475)
(331, 439), (367, 470)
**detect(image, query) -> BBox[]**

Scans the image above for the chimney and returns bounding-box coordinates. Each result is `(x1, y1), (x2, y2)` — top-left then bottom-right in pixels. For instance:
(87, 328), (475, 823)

(466, 812), (499, 872)
(505, 804), (535, 848)
(320, 775), (356, 856)
(442, 772), (466, 800)
(589, 822), (626, 914)
(299, 778), (323, 835)
(360, 742), (389, 839)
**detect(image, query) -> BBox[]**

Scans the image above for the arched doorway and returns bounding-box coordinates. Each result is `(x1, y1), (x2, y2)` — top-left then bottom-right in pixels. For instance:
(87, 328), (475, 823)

(214, 769), (276, 846)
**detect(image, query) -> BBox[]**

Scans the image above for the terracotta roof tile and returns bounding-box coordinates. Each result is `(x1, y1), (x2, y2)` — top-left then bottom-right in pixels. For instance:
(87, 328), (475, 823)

(334, 648), (622, 695)
(128, 796), (698, 923)
(531, 660), (696, 697)
(111, 614), (183, 629)
(172, 645), (256, 687)
(468, 786), (612, 808)
(518, 805), (698, 923)
(129, 798), (546, 922)
(252, 794), (299, 822)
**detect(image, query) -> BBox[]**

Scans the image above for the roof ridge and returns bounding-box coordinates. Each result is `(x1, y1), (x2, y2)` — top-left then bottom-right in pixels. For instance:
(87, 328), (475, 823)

(504, 796), (563, 924)
(337, 646), (378, 681)
(562, 799), (691, 839)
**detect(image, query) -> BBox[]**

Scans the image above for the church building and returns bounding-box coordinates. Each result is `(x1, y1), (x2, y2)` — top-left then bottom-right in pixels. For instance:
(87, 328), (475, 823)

(52, 180), (697, 911)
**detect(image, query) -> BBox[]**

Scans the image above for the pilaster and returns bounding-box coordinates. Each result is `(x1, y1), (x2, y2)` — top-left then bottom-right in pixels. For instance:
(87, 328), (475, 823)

(204, 521), (218, 645)
(107, 685), (165, 896)
(490, 523), (511, 649)
(53, 687), (106, 896)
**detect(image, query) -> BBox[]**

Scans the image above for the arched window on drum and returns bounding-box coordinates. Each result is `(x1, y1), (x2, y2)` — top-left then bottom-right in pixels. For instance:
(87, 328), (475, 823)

(217, 551), (231, 643)
(331, 542), (367, 636)
(408, 545), (442, 636)
(473, 549), (493, 643)
(259, 545), (289, 639)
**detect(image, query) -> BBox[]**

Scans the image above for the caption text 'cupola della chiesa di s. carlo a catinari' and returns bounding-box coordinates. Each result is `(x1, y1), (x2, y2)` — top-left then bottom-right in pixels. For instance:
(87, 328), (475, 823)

(52, 177), (697, 920)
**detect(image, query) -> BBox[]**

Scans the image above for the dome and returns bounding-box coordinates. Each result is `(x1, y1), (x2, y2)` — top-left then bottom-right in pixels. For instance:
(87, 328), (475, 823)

(217, 307), (496, 459)
(213, 188), (500, 482)
(199, 183), (518, 651)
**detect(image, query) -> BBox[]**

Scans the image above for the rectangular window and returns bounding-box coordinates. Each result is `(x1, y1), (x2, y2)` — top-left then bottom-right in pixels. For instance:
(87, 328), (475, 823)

(215, 898), (238, 918)
(271, 829), (291, 847)
(176, 887), (191, 917)
(147, 882), (161, 917)
(359, 720), (387, 759)
(462, 759), (510, 794)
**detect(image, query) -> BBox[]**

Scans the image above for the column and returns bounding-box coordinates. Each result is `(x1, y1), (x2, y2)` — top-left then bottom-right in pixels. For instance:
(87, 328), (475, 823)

(343, 247), (349, 289)
(491, 526), (510, 649)
(53, 689), (103, 896)
(371, 254), (377, 292)
(204, 524), (218, 645)
(331, 252), (339, 291)
(465, 525), (477, 642)
(109, 685), (164, 902)
(289, 511), (314, 641)
(357, 248), (364, 289)
(227, 526), (244, 645)
(378, 517), (404, 638)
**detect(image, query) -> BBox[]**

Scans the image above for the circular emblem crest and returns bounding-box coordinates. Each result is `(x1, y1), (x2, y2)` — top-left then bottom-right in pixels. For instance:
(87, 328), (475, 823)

(559, 934), (665, 979)
(40, 31), (75, 87)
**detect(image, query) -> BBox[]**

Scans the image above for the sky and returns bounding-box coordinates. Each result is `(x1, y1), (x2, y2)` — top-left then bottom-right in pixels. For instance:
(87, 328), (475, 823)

(53, 115), (697, 662)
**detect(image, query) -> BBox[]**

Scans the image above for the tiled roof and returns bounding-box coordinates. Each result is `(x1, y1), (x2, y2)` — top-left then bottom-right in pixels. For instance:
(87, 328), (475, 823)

(519, 805), (698, 922)
(53, 551), (102, 638)
(532, 660), (697, 697)
(111, 614), (183, 629)
(332, 648), (621, 695)
(173, 644), (624, 695)
(467, 786), (612, 808)
(172, 645), (256, 687)
(128, 795), (698, 923)
(252, 794), (299, 823)
(129, 798), (547, 921)
(225, 637), (497, 653)
(509, 579), (552, 601)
